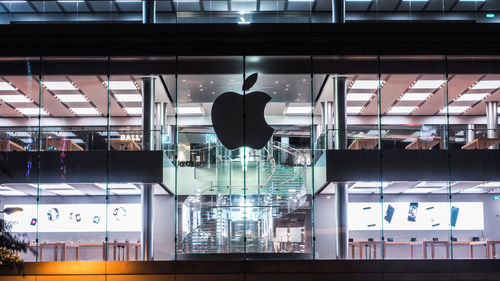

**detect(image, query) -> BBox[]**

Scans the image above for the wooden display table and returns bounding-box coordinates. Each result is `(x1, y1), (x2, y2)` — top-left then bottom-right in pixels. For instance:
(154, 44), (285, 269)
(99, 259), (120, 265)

(0, 140), (26, 151)
(452, 241), (488, 259)
(348, 139), (378, 150)
(383, 241), (422, 259)
(19, 242), (140, 261)
(423, 240), (449, 259)
(405, 137), (441, 150)
(462, 138), (500, 150)
(487, 240), (500, 259)
(45, 139), (83, 151)
(350, 241), (382, 259)
(110, 139), (141, 151)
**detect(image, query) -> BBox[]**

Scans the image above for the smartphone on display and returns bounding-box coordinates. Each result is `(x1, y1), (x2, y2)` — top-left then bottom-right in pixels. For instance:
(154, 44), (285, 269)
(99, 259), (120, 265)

(384, 204), (395, 224)
(75, 214), (81, 222)
(407, 202), (418, 222)
(30, 218), (37, 226)
(93, 216), (100, 224)
(451, 206), (460, 227)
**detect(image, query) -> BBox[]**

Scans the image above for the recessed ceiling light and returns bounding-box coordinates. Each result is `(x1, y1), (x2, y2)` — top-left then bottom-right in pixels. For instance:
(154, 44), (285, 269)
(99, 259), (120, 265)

(461, 187), (487, 194)
(0, 82), (16, 91)
(70, 107), (100, 115)
(471, 80), (500, 90)
(43, 81), (77, 91)
(124, 107), (142, 115)
(415, 181), (448, 188)
(351, 182), (390, 188)
(440, 106), (469, 114)
(456, 93), (490, 101)
(112, 189), (142, 195)
(351, 80), (380, 90)
(56, 94), (87, 103)
(30, 184), (74, 189)
(400, 93), (432, 101)
(285, 107), (311, 114)
(95, 183), (137, 189)
(404, 187), (443, 193)
(411, 80), (445, 89)
(7, 132), (31, 137)
(53, 132), (76, 137)
(0, 186), (26, 196)
(109, 81), (137, 90)
(178, 107), (203, 115)
(346, 93), (373, 101)
(115, 94), (142, 102)
(474, 182), (500, 187)
(17, 108), (49, 116)
(0, 95), (31, 103)
(346, 106), (363, 114)
(50, 189), (86, 196)
(387, 106), (416, 114)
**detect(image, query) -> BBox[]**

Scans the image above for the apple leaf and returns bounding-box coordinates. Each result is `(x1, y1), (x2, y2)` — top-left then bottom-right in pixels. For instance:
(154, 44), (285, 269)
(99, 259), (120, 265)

(242, 73), (258, 91)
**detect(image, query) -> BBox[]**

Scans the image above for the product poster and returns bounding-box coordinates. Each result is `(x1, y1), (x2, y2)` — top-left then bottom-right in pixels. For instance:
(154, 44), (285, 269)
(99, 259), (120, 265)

(348, 202), (484, 230)
(4, 204), (141, 233)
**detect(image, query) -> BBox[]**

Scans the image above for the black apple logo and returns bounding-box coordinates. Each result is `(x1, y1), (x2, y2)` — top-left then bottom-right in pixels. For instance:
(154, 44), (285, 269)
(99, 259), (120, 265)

(211, 73), (274, 150)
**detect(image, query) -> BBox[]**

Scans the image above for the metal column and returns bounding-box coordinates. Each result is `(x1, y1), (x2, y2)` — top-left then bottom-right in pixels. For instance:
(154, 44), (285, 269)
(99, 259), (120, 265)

(322, 101), (334, 150)
(155, 102), (164, 150)
(141, 76), (155, 261)
(142, 0), (156, 24)
(332, 0), (345, 23)
(333, 76), (349, 260)
(466, 124), (475, 144)
(486, 101), (498, 149)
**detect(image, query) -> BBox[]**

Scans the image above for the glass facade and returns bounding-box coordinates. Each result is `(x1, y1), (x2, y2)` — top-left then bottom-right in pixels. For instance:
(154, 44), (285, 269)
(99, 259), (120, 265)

(1, 55), (500, 263)
(0, 0), (497, 24)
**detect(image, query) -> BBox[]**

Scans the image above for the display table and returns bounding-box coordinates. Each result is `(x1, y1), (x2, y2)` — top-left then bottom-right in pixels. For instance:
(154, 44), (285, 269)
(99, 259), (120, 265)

(405, 137), (441, 150)
(110, 140), (141, 151)
(462, 138), (500, 150)
(18, 242), (140, 261)
(350, 241), (382, 259)
(383, 241), (422, 259)
(423, 241), (449, 259)
(348, 139), (378, 150)
(45, 139), (84, 151)
(0, 140), (26, 151)
(487, 240), (500, 259)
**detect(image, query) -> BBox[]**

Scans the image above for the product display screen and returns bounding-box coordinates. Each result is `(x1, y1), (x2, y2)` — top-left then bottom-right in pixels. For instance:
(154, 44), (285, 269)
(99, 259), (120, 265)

(349, 202), (484, 230)
(4, 204), (141, 233)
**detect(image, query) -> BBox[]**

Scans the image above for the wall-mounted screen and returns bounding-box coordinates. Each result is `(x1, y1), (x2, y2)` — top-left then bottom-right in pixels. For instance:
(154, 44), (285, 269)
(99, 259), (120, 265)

(349, 202), (484, 230)
(4, 204), (141, 233)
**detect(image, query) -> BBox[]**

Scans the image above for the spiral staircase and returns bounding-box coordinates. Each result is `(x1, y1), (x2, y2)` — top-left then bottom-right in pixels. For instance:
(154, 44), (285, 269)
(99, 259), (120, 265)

(180, 142), (308, 254)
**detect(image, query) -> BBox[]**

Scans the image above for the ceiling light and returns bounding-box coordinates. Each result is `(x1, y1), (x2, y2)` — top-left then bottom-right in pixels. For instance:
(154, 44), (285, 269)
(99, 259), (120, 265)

(456, 93), (489, 101)
(400, 93), (431, 101)
(346, 93), (373, 101)
(108, 81), (137, 90)
(0, 82), (16, 91)
(50, 189), (86, 196)
(124, 107), (142, 115)
(346, 106), (363, 114)
(351, 80), (380, 90)
(471, 80), (500, 89)
(30, 184), (75, 189)
(440, 106), (469, 114)
(178, 107), (203, 115)
(387, 106), (416, 114)
(404, 187), (443, 193)
(285, 106), (311, 114)
(17, 108), (49, 116)
(70, 107), (100, 115)
(56, 94), (87, 103)
(53, 132), (76, 137)
(348, 188), (379, 194)
(95, 183), (137, 189)
(411, 80), (445, 89)
(351, 181), (390, 188)
(474, 182), (500, 187)
(461, 187), (487, 194)
(0, 95), (30, 103)
(115, 94), (142, 102)
(43, 81), (77, 91)
(415, 181), (448, 188)
(7, 132), (31, 137)
(112, 189), (142, 195)
(0, 186), (26, 196)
